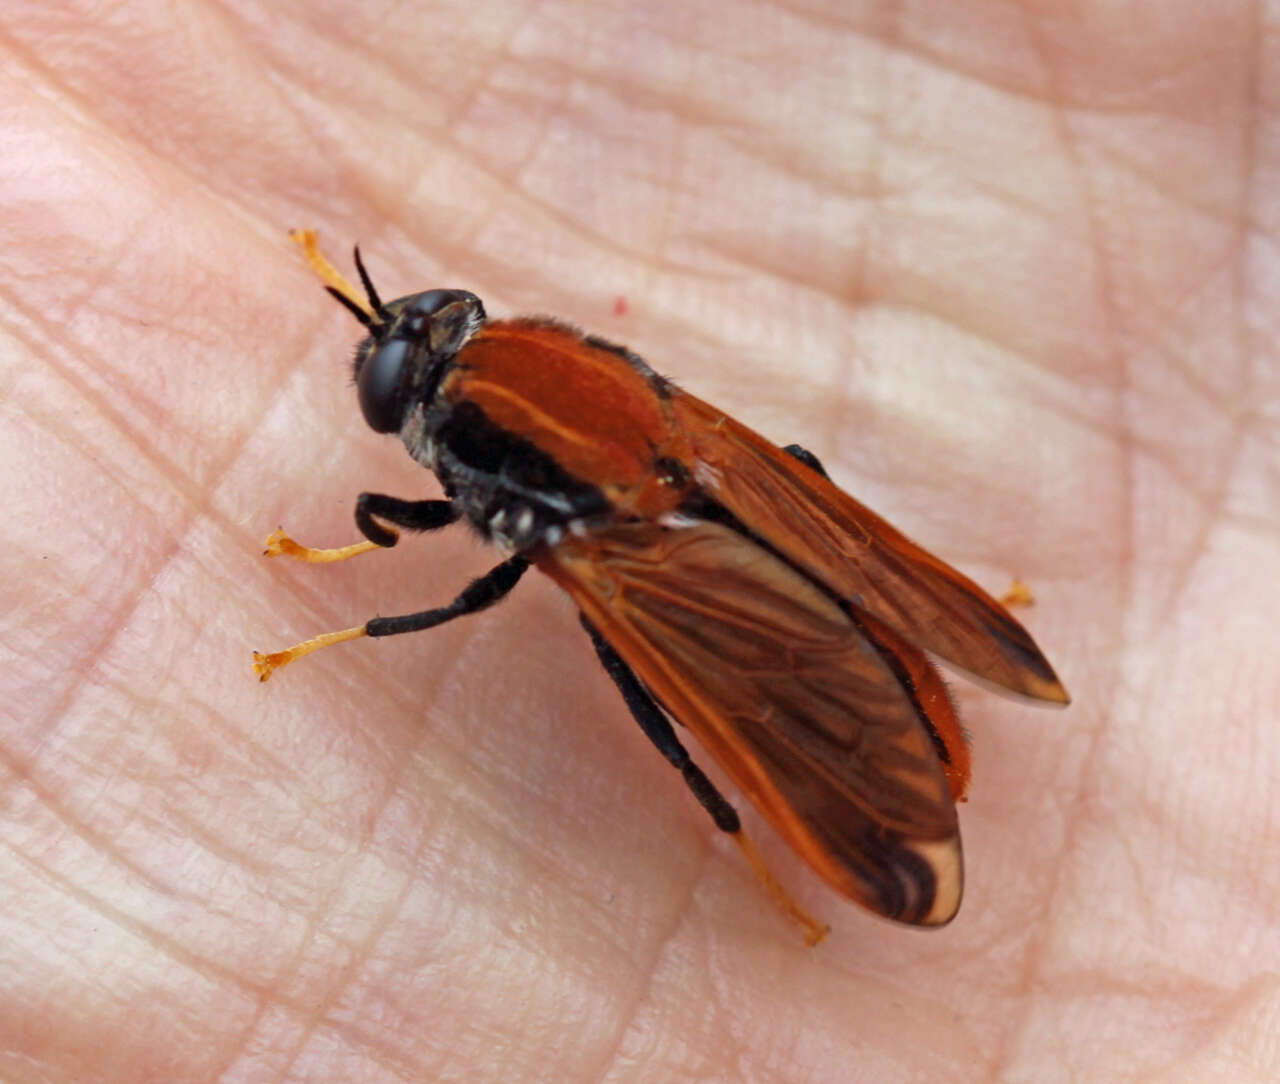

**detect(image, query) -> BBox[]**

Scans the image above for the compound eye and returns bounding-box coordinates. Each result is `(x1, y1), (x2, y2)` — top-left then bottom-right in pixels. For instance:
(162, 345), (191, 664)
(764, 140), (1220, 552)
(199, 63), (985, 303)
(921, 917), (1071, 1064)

(357, 337), (410, 433)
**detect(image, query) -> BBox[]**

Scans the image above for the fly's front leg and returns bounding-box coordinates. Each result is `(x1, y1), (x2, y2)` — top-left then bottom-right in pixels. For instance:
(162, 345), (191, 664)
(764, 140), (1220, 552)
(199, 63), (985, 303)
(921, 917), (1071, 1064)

(265, 493), (459, 562)
(354, 493), (458, 548)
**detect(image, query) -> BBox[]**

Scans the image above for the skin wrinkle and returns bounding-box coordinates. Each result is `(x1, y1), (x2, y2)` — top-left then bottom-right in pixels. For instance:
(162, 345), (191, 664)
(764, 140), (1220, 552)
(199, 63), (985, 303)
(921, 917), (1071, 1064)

(453, 76), (569, 261)
(1, 829), (279, 1015)
(685, 223), (1093, 390)
(733, 0), (1248, 118)
(244, 598), (612, 1075)
(229, 736), (441, 1077)
(0, 14), (272, 268)
(487, 52), (784, 142)
(84, 686), (302, 863)
(526, 1), (1138, 122)
(290, 789), (650, 1082)
(651, 62), (688, 280)
(0, 140), (333, 596)
(295, 69), (695, 275)
(984, 6), (1137, 1079)
(1136, 251), (1254, 408)
(584, 826), (719, 1084)
(444, 11), (539, 135)
(224, 709), (651, 1081)
(257, 27), (862, 283)
(824, 6), (884, 468)
(1003, 377), (1236, 533)
(259, 813), (434, 1084)
(7, 486), (490, 1079)
(0, 488), (221, 926)
(1084, 132), (1255, 225)
(1, 741), (234, 916)
(1153, 420), (1247, 627)
(3, 97), (535, 1078)
(1149, 0), (1265, 629)
(257, 68), (405, 235)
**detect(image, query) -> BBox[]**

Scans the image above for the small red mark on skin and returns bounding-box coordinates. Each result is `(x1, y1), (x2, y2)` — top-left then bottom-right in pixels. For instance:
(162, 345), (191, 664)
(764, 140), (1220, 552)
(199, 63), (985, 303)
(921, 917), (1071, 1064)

(613, 295), (629, 317)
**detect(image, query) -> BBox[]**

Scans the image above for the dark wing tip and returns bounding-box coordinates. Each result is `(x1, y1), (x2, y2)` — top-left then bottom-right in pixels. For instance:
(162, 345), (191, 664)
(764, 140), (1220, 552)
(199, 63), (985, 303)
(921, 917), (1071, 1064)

(981, 606), (1071, 703)
(1036, 676), (1071, 705)
(844, 825), (964, 927)
(899, 835), (964, 927)
(1014, 656), (1071, 705)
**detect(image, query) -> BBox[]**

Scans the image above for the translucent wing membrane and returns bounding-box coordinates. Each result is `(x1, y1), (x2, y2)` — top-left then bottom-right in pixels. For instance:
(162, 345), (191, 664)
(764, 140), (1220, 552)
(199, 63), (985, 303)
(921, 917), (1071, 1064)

(539, 518), (965, 926)
(672, 394), (1070, 704)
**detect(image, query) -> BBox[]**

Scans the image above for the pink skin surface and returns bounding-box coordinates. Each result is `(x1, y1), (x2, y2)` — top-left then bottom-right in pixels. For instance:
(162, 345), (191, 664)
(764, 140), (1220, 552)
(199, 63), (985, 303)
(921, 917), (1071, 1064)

(3, 3), (1279, 1081)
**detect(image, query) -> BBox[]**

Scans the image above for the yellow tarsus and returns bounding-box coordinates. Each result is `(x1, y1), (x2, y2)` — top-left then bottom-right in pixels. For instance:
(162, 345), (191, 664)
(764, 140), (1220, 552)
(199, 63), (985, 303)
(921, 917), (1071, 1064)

(264, 527), (387, 563)
(253, 625), (368, 682)
(1000, 578), (1035, 608)
(732, 829), (829, 946)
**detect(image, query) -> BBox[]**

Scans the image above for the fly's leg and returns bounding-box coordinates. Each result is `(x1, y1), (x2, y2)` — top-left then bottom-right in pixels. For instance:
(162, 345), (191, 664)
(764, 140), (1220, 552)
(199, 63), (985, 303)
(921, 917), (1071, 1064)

(354, 493), (458, 548)
(581, 615), (828, 945)
(265, 494), (459, 562)
(365, 556), (529, 637)
(254, 556), (529, 681)
(782, 443), (829, 479)
(580, 615), (739, 831)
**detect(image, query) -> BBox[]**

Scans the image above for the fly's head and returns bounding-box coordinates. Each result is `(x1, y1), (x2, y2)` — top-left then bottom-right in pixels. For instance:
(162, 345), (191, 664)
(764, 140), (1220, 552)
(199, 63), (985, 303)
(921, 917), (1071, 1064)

(350, 286), (486, 435)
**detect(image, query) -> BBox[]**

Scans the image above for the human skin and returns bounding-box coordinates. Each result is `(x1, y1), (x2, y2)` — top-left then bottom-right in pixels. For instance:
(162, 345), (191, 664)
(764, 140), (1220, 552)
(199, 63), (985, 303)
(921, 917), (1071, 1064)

(2, 2), (1278, 1081)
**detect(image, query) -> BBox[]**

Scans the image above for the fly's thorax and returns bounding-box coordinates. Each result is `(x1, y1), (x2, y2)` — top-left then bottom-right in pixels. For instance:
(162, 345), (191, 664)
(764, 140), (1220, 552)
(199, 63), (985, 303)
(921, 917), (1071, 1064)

(396, 312), (699, 552)
(402, 393), (613, 551)
(401, 399), (700, 554)
(401, 399), (441, 473)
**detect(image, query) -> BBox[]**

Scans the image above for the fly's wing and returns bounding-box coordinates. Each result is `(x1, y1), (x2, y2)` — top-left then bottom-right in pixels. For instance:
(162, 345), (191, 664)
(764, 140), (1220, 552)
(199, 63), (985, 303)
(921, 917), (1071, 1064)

(670, 393), (1069, 704)
(537, 518), (965, 926)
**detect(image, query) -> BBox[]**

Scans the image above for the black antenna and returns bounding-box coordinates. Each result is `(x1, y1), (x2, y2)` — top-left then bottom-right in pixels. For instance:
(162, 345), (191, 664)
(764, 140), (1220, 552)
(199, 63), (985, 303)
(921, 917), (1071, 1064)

(325, 285), (375, 329)
(352, 246), (388, 321)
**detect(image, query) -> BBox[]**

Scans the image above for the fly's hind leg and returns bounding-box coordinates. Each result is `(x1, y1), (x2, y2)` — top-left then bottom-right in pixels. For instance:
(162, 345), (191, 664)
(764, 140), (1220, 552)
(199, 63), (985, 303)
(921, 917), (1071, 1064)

(782, 443), (829, 480)
(580, 615), (739, 832)
(580, 615), (828, 945)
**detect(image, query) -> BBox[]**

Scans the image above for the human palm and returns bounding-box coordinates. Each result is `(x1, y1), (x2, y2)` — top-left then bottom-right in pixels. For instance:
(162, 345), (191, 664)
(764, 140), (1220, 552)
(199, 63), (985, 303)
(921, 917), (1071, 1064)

(4, 3), (1276, 1081)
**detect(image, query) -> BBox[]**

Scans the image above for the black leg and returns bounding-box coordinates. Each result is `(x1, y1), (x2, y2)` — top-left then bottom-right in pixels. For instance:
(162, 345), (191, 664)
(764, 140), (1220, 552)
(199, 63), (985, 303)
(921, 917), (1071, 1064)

(580, 615), (741, 834)
(366, 556), (530, 638)
(355, 492), (459, 548)
(782, 443), (829, 479)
